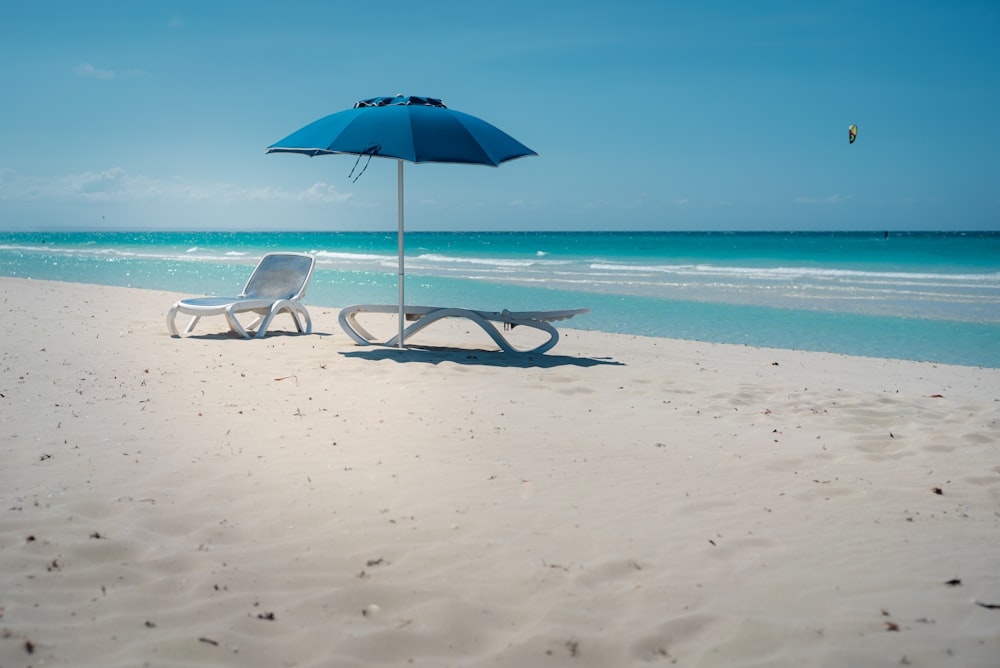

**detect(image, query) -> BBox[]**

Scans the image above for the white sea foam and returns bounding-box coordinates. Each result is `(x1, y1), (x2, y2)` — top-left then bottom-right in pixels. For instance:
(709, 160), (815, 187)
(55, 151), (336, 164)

(415, 253), (540, 268)
(588, 262), (1000, 283)
(311, 249), (394, 262)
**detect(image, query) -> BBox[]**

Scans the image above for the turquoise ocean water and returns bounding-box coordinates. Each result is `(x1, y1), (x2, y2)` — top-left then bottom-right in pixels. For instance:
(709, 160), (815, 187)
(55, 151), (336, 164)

(1, 230), (998, 367)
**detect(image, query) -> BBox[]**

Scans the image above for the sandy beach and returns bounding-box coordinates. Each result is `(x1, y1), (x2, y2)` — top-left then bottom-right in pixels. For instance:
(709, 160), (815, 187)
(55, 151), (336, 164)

(1, 276), (998, 667)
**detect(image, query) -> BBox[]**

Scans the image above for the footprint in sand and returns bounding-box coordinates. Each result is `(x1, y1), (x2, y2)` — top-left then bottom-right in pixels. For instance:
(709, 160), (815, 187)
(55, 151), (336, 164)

(629, 614), (725, 663)
(574, 558), (645, 588)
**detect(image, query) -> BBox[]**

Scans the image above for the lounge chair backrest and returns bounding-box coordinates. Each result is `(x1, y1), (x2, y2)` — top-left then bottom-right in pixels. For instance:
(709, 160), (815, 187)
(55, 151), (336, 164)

(241, 253), (315, 300)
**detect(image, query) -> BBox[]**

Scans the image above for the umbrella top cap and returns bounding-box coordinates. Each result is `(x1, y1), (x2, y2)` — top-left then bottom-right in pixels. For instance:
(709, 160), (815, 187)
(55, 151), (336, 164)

(355, 95), (446, 109)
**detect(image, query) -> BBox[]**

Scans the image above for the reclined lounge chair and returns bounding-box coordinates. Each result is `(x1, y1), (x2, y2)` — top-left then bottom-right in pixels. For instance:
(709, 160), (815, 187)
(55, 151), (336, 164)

(167, 252), (316, 339)
(338, 304), (589, 354)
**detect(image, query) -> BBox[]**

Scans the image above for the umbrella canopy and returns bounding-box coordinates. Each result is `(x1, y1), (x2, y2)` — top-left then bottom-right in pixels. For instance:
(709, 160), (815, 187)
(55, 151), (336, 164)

(266, 94), (537, 347)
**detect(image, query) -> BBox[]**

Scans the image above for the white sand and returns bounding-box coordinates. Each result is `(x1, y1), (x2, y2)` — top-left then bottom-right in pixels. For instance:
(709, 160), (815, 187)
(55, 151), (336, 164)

(1, 277), (998, 667)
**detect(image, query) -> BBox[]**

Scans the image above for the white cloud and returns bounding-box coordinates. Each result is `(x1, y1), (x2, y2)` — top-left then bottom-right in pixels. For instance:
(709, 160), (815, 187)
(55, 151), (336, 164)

(0, 168), (352, 204)
(74, 63), (149, 79)
(575, 198), (646, 212)
(286, 182), (351, 203)
(794, 194), (853, 205)
(74, 63), (115, 79)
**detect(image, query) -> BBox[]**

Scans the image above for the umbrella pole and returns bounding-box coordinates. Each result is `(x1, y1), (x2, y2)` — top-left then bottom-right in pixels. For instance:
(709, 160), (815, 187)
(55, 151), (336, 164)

(397, 159), (405, 349)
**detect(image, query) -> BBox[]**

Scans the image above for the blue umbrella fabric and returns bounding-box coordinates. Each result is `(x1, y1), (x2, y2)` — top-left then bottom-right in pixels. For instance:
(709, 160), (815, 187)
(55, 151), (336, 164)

(267, 95), (536, 165)
(266, 95), (537, 347)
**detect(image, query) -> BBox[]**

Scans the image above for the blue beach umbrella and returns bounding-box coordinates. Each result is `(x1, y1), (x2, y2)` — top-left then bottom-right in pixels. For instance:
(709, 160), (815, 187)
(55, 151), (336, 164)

(266, 94), (537, 347)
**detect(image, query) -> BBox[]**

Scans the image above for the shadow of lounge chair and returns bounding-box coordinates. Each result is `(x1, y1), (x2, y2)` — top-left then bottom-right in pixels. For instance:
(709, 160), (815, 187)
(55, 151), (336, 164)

(338, 304), (589, 354)
(167, 252), (316, 339)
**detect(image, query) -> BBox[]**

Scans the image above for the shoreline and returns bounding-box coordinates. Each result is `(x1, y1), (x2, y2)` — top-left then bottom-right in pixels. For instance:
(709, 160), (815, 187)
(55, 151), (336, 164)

(3, 272), (999, 369)
(2, 277), (999, 667)
(2, 228), (999, 369)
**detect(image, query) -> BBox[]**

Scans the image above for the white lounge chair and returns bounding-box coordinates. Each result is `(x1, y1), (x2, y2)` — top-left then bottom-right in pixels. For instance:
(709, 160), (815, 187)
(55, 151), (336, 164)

(338, 304), (589, 354)
(167, 252), (316, 339)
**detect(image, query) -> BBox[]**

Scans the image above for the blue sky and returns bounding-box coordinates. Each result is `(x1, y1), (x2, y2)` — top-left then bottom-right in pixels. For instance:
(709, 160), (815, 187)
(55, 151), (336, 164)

(1, 1), (997, 232)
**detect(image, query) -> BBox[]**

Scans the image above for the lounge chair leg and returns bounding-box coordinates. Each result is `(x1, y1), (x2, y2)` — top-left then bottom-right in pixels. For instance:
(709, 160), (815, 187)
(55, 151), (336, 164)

(253, 314), (274, 338)
(254, 302), (284, 339)
(223, 308), (251, 339)
(338, 309), (378, 345)
(167, 305), (180, 336)
(298, 307), (312, 334)
(246, 315), (265, 333)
